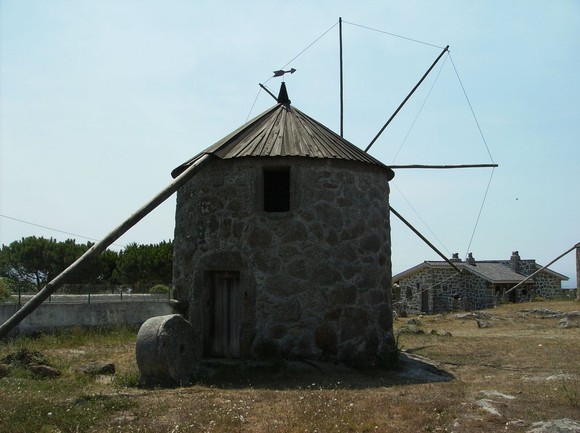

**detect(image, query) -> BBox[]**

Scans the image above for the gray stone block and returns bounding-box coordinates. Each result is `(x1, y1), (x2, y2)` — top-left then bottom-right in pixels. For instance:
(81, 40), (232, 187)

(136, 314), (196, 386)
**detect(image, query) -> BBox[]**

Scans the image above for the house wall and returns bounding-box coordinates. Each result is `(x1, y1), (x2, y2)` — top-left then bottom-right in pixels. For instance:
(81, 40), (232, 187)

(173, 156), (395, 367)
(530, 272), (561, 299)
(396, 267), (495, 314)
(499, 258), (561, 299)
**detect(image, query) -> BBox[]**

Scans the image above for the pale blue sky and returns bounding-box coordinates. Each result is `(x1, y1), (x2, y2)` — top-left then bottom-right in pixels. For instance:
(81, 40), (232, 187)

(1, 1), (578, 285)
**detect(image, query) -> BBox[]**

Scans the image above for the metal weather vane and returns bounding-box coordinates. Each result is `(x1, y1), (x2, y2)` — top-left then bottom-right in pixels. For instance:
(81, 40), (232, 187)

(272, 68), (296, 78)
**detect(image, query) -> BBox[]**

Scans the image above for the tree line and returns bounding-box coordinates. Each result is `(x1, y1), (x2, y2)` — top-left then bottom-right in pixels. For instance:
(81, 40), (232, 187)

(0, 236), (173, 294)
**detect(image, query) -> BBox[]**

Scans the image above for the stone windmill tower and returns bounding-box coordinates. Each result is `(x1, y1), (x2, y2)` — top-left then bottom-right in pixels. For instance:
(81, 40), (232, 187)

(168, 83), (396, 369)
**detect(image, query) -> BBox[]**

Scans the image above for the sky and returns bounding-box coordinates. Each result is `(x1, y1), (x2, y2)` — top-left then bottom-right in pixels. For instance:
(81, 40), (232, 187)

(1, 1), (578, 287)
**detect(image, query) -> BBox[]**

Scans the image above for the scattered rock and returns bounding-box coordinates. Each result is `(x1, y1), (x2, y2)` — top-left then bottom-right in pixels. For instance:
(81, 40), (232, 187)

(456, 311), (493, 320)
(558, 317), (579, 329)
(546, 374), (576, 382)
(479, 390), (516, 400)
(2, 348), (61, 379)
(112, 414), (137, 425)
(2, 348), (49, 366)
(476, 319), (493, 328)
(396, 324), (424, 335)
(474, 398), (502, 417)
(429, 329), (453, 337)
(507, 419), (527, 427)
(527, 418), (580, 433)
(29, 364), (61, 379)
(406, 318), (422, 326)
(78, 361), (116, 376)
(521, 308), (564, 318)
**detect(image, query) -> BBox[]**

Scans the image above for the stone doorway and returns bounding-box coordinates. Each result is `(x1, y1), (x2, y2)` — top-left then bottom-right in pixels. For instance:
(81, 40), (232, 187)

(209, 271), (241, 358)
(421, 287), (429, 313)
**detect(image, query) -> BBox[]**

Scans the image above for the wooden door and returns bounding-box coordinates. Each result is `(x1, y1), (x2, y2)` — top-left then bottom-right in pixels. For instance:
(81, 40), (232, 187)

(421, 287), (429, 313)
(210, 272), (240, 358)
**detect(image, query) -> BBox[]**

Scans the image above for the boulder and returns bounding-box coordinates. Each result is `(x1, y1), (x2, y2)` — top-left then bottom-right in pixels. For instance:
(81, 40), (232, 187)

(29, 364), (61, 379)
(476, 319), (493, 328)
(77, 361), (116, 376)
(527, 418), (580, 433)
(558, 317), (579, 329)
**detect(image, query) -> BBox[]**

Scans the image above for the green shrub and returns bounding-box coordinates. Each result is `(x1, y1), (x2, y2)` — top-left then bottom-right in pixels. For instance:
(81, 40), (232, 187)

(149, 284), (170, 294)
(0, 278), (15, 302)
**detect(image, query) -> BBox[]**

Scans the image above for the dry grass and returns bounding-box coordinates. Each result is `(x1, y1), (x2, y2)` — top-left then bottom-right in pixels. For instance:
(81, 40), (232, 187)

(1, 300), (579, 432)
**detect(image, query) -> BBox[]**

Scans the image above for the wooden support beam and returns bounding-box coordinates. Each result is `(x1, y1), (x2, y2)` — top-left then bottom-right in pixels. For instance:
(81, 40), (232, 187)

(390, 164), (498, 169)
(504, 242), (580, 298)
(577, 244), (580, 301)
(0, 154), (213, 340)
(390, 205), (462, 273)
(365, 45), (449, 153)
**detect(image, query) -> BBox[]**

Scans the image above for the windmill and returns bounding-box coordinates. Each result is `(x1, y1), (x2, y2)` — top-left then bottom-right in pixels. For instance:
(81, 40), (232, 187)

(0, 19), (496, 342)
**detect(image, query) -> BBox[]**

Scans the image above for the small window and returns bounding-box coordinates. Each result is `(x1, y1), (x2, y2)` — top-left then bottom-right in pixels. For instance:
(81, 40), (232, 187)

(263, 167), (290, 212)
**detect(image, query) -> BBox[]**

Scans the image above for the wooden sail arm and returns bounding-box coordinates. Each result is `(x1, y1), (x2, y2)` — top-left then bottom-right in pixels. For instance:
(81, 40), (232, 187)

(0, 153), (213, 340)
(503, 242), (580, 297)
(390, 205), (462, 273)
(365, 45), (449, 153)
(390, 163), (498, 169)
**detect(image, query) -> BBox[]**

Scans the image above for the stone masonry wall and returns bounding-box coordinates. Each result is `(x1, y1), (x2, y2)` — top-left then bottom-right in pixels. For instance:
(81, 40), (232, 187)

(173, 156), (395, 367)
(498, 258), (561, 299)
(396, 267), (495, 314)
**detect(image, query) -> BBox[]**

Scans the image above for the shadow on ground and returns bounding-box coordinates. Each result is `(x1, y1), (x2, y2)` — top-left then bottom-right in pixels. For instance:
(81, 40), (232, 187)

(172, 352), (454, 390)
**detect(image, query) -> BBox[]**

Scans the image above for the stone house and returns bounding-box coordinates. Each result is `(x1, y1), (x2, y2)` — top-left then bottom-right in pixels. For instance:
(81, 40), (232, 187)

(392, 251), (569, 314)
(170, 84), (397, 367)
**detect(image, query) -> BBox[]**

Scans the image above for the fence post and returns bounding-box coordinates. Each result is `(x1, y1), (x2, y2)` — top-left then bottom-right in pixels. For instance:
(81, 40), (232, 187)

(576, 244), (580, 301)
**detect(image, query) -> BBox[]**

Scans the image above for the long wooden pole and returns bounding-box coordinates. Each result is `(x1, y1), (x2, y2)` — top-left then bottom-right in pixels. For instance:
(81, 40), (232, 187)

(576, 244), (580, 301)
(390, 205), (461, 273)
(339, 17), (344, 137)
(390, 164), (498, 169)
(0, 154), (212, 340)
(365, 45), (449, 153)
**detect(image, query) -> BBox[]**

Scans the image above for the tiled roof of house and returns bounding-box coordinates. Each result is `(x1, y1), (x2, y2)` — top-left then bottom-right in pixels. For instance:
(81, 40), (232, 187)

(529, 263), (570, 281)
(172, 83), (394, 179)
(393, 261), (531, 284)
(393, 257), (569, 284)
(458, 262), (530, 284)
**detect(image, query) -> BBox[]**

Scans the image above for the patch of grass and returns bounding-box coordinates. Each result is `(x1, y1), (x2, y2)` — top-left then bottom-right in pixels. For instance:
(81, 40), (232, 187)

(0, 373), (136, 432)
(114, 368), (141, 388)
(0, 326), (138, 433)
(558, 375), (580, 408)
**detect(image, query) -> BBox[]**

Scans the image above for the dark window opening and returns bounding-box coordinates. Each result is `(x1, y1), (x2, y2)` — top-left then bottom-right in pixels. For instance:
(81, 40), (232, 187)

(263, 168), (290, 212)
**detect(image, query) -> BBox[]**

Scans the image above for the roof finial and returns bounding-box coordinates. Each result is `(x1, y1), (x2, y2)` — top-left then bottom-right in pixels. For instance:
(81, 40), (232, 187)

(277, 82), (291, 105)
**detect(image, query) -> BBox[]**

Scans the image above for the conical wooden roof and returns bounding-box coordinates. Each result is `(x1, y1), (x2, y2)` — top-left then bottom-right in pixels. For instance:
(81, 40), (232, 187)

(172, 84), (394, 180)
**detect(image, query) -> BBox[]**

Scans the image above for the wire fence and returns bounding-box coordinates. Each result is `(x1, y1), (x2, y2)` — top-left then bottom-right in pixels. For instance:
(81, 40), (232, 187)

(2, 284), (171, 305)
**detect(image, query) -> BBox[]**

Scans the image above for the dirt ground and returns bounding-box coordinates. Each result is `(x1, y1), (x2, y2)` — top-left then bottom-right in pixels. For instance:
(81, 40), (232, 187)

(1, 300), (579, 433)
